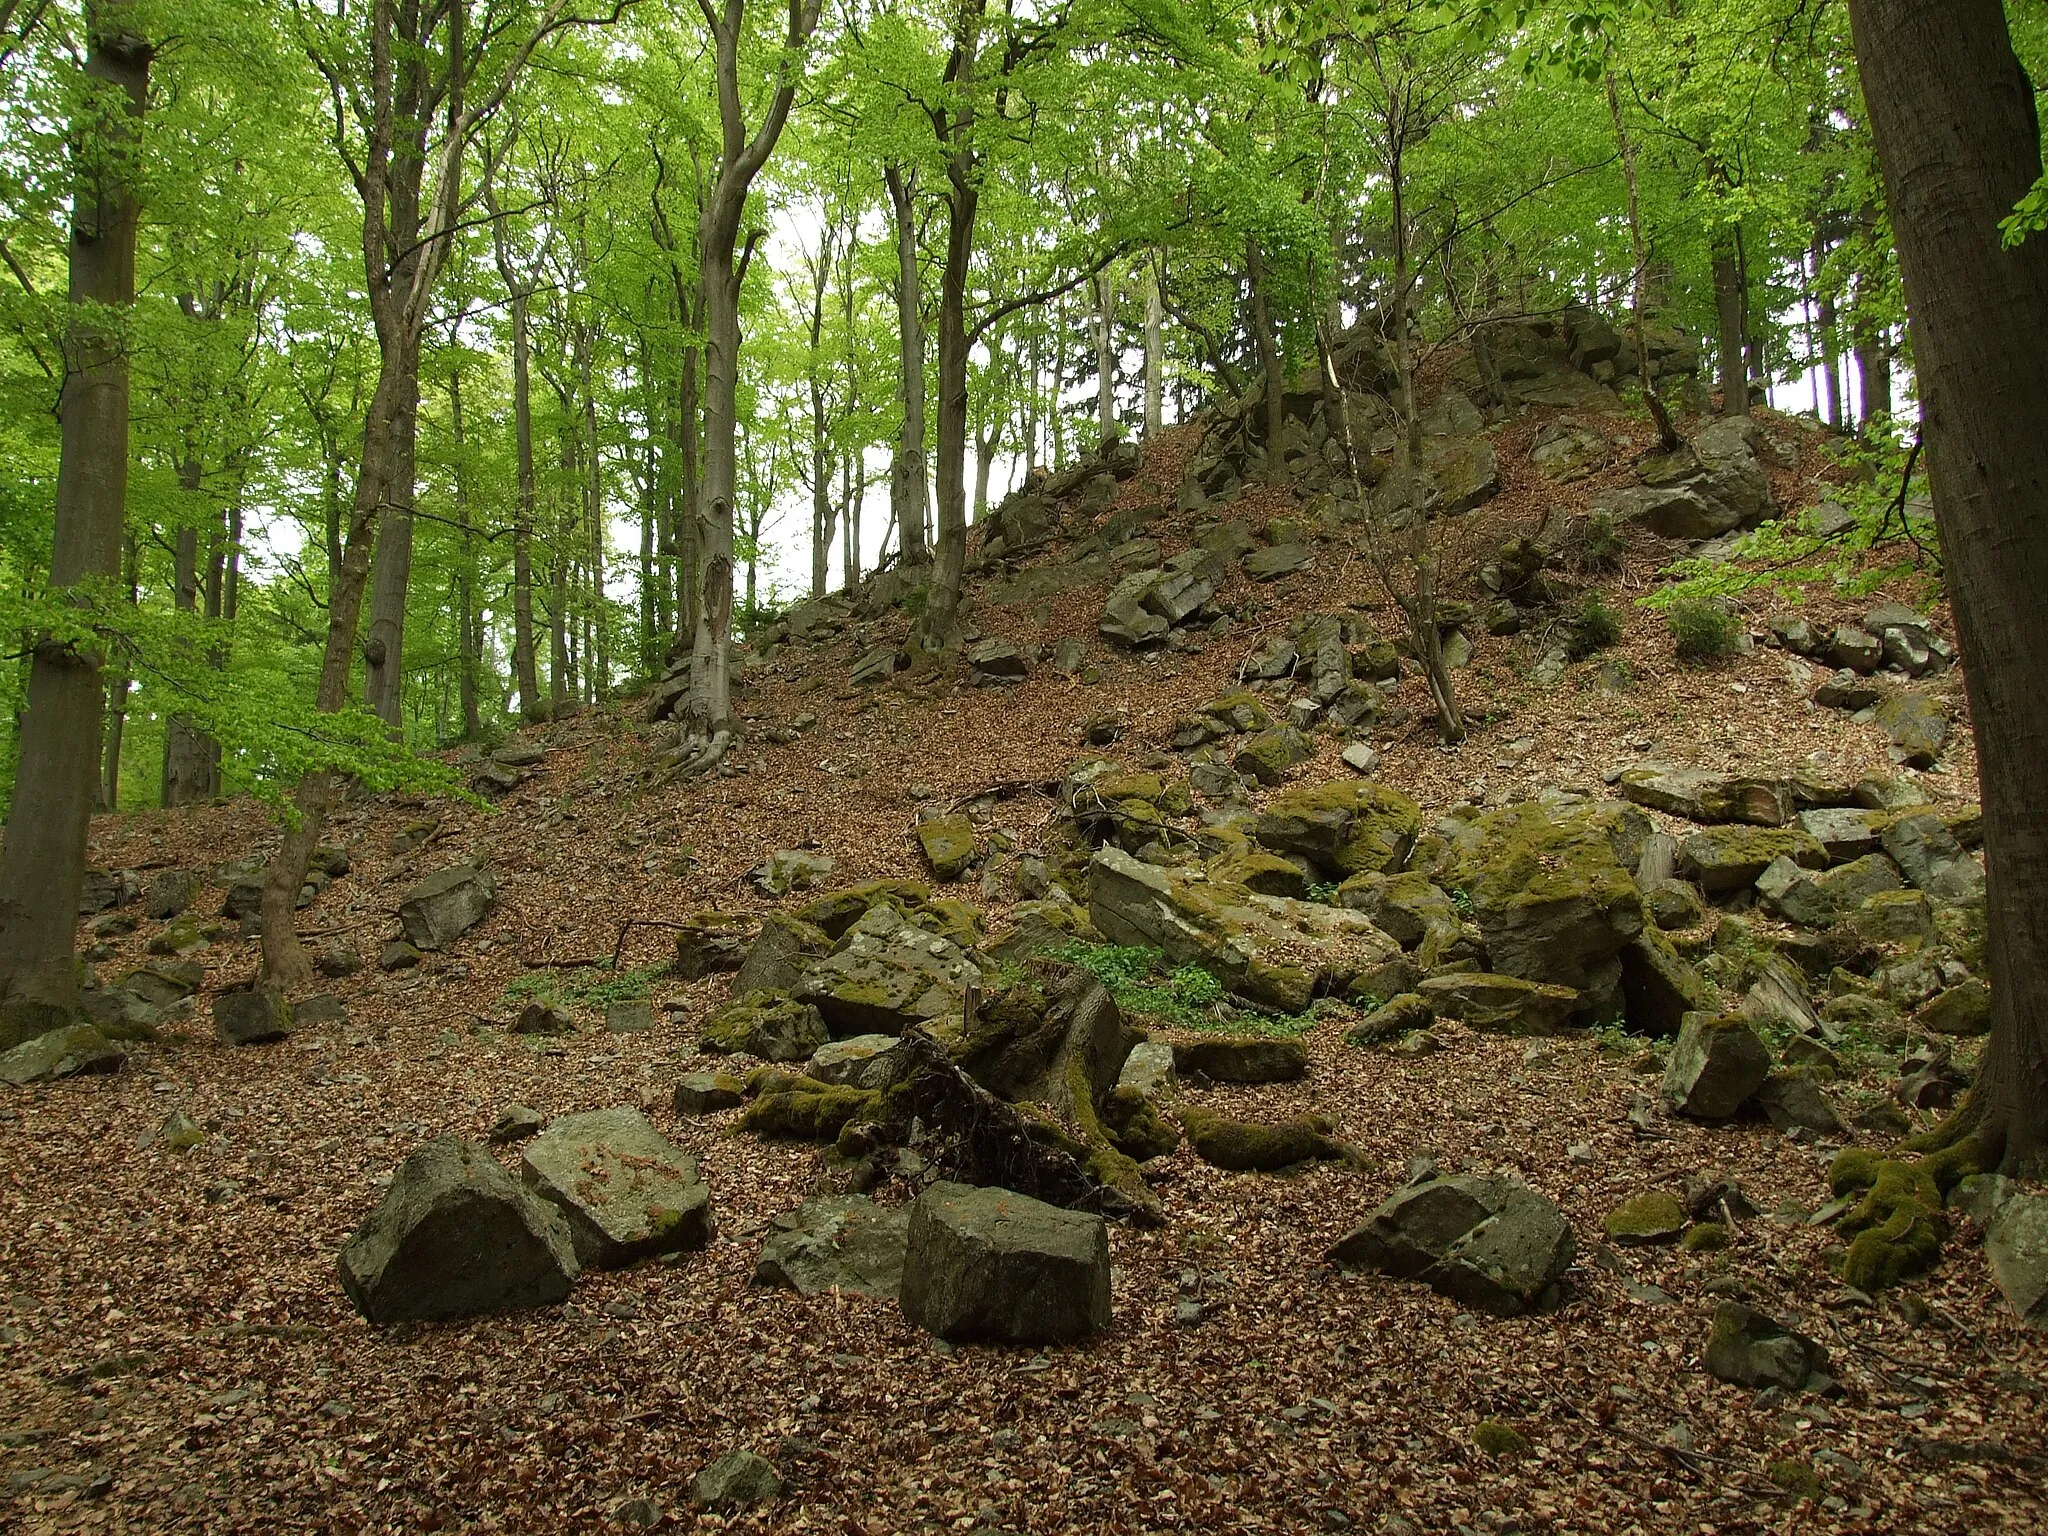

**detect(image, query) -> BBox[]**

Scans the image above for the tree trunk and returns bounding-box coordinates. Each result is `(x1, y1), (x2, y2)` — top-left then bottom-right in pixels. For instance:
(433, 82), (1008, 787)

(1855, 326), (1892, 426)
(1143, 256), (1163, 437)
(578, 326), (607, 697)
(499, 250), (544, 717)
(1246, 237), (1287, 485)
(98, 531), (138, 811)
(163, 457), (216, 804)
(886, 163), (930, 568)
(1713, 228), (1749, 416)
(918, 120), (980, 650)
(1849, 0), (2048, 1175)
(1813, 238), (1843, 426)
(360, 340), (421, 730)
(1093, 269), (1117, 444)
(0, 8), (150, 1045)
(449, 366), (481, 739)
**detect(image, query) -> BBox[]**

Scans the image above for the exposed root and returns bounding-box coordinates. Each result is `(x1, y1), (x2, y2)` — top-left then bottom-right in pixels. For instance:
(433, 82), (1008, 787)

(660, 727), (733, 783)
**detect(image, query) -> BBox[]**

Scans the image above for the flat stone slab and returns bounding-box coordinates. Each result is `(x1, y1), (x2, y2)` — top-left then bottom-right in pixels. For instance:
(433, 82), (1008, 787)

(754, 1195), (910, 1300)
(520, 1107), (711, 1269)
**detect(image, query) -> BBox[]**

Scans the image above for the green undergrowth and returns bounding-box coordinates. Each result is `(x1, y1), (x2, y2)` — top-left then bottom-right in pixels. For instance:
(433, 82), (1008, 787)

(501, 962), (670, 1013)
(1047, 942), (1334, 1038)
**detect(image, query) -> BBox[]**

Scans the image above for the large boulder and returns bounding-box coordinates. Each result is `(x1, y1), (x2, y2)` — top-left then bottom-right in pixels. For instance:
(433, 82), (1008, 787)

(701, 992), (829, 1062)
(1329, 1174), (1575, 1317)
(807, 1034), (906, 1090)
(338, 1137), (581, 1322)
(1986, 1195), (2048, 1330)
(1874, 691), (1949, 767)
(1677, 826), (1827, 894)
(1252, 780), (1423, 880)
(1661, 1014), (1771, 1120)
(1416, 972), (1579, 1035)
(0, 1023), (123, 1086)
(520, 1107), (712, 1269)
(397, 863), (498, 951)
(1087, 846), (1399, 1011)
(1446, 801), (1646, 1014)
(672, 911), (757, 980)
(755, 1195), (910, 1300)
(795, 905), (983, 1036)
(1618, 929), (1715, 1037)
(212, 987), (295, 1046)
(1881, 813), (1984, 903)
(898, 1181), (1112, 1344)
(1171, 1036), (1308, 1083)
(732, 913), (831, 995)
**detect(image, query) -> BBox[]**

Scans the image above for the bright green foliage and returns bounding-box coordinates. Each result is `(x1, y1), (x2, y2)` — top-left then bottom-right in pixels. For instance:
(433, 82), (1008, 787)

(501, 963), (668, 1013)
(1665, 597), (1741, 662)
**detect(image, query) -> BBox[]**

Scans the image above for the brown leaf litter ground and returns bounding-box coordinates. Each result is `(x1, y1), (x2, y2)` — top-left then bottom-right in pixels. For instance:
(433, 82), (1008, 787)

(3, 405), (2038, 1535)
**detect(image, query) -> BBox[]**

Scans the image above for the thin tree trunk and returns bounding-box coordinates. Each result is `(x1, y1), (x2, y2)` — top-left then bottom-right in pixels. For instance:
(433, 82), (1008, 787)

(1855, 327), (1892, 426)
(1813, 238), (1843, 426)
(886, 163), (930, 567)
(449, 366), (481, 739)
(0, 7), (150, 1044)
(1246, 236), (1287, 485)
(1143, 257), (1163, 438)
(99, 532), (138, 811)
(1093, 268), (1116, 444)
(578, 326), (607, 697)
(1607, 70), (1678, 448)
(360, 347), (421, 729)
(1849, 0), (2048, 1174)
(1712, 227), (1749, 416)
(163, 456), (216, 804)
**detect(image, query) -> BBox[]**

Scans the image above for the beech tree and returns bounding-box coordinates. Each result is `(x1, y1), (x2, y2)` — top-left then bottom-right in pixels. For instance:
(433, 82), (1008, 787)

(1848, 0), (2048, 1174)
(0, 0), (151, 1047)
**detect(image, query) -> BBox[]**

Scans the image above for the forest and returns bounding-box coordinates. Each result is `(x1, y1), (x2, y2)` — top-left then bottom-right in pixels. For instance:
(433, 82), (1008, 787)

(2, 0), (2048, 1531)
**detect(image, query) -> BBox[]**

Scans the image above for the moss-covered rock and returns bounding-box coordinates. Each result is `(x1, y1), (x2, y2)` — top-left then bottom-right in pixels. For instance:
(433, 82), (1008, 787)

(1346, 992), (1434, 1045)
(672, 910), (757, 980)
(701, 992), (829, 1062)
(1101, 1085), (1180, 1161)
(1703, 1302), (1827, 1389)
(1643, 877), (1707, 931)
(1914, 978), (1991, 1037)
(1678, 826), (1828, 894)
(1660, 1013), (1770, 1120)
(1254, 780), (1424, 880)
(1171, 1036), (1308, 1083)
(1416, 972), (1579, 1035)
(1472, 1422), (1531, 1459)
(795, 879), (937, 940)
(1681, 1221), (1728, 1252)
(1335, 870), (1458, 949)
(795, 905), (983, 1036)
(1768, 1460), (1822, 1499)
(1234, 727), (1314, 787)
(1605, 1191), (1686, 1245)
(1839, 1160), (1945, 1292)
(1446, 801), (1644, 1010)
(739, 1080), (881, 1141)
(1179, 1104), (1349, 1172)
(1847, 889), (1938, 949)
(916, 815), (978, 882)
(1206, 850), (1310, 899)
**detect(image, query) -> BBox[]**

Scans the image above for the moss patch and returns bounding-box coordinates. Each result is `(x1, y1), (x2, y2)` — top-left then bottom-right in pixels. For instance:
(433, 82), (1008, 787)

(1101, 1086), (1180, 1161)
(1828, 1146), (1884, 1196)
(1472, 1421), (1531, 1460)
(1605, 1191), (1686, 1245)
(739, 1082), (880, 1141)
(1838, 1160), (1945, 1292)
(1768, 1459), (1821, 1499)
(1680, 1222), (1728, 1253)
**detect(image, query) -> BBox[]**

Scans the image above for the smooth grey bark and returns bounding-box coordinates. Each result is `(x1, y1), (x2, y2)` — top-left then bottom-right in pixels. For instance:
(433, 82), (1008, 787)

(0, 4), (150, 1047)
(1245, 237), (1285, 485)
(1849, 0), (2048, 1174)
(1712, 227), (1749, 416)
(885, 162), (930, 568)
(1092, 269), (1116, 442)
(1143, 257), (1163, 437)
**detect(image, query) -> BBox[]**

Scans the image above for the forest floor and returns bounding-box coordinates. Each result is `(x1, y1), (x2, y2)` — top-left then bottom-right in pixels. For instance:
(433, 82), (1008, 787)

(4, 403), (2045, 1535)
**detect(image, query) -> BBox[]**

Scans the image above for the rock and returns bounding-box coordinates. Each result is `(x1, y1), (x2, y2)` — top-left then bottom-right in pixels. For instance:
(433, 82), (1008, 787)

(1340, 742), (1380, 776)
(1253, 779), (1423, 879)
(1233, 725), (1314, 786)
(489, 1105), (546, 1143)
(795, 906), (982, 1036)
(670, 911), (755, 980)
(807, 1034), (904, 1090)
(1242, 636), (1299, 681)
(473, 760), (524, 795)
(1346, 993), (1434, 1044)
(117, 962), (201, 1008)
(337, 1137), (580, 1322)
(1605, 1191), (1686, 1245)
(1881, 813), (1983, 902)
(1703, 1303), (1828, 1390)
(1661, 1014), (1770, 1120)
(751, 849), (836, 896)
(1815, 670), (1884, 710)
(1619, 766), (1792, 827)
(732, 913), (831, 996)
(145, 869), (203, 921)
(512, 1002), (574, 1036)
(1798, 807), (1889, 861)
(1619, 929), (1714, 1037)
(1117, 1039), (1176, 1097)
(1643, 878), (1706, 932)
(1755, 856), (1835, 927)
(316, 941), (364, 978)
(388, 818), (440, 856)
(1828, 624), (1884, 672)
(1874, 692), (1948, 766)
(1985, 1195), (2048, 1329)
(1528, 418), (1607, 480)
(701, 992), (829, 1061)
(1915, 980), (1992, 1037)
(673, 1072), (745, 1115)
(604, 999), (654, 1034)
(296, 992), (348, 1025)
(396, 864), (498, 951)
(916, 815), (978, 882)
(0, 1024), (123, 1086)
(378, 941), (422, 972)
(851, 644), (904, 686)
(1768, 614), (1825, 656)
(1848, 889), (1938, 948)
(1447, 800), (1646, 1009)
(1087, 845), (1398, 1012)
(755, 1195), (910, 1299)
(78, 867), (137, 914)
(213, 987), (294, 1046)
(691, 1450), (783, 1510)
(1329, 1174), (1575, 1317)
(1678, 826), (1827, 894)
(1051, 636), (1089, 676)
(1757, 1068), (1844, 1136)
(1171, 1036), (1307, 1083)
(1336, 870), (1459, 951)
(1388, 1028), (1441, 1058)
(967, 638), (1028, 683)
(1416, 973), (1579, 1035)
(899, 1181), (1112, 1344)
(520, 1107), (712, 1268)
(1243, 543), (1314, 581)
(491, 740), (545, 767)
(1179, 1104), (1349, 1170)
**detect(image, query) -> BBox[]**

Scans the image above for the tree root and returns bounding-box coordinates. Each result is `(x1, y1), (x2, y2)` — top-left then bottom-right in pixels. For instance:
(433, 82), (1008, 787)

(659, 728), (732, 783)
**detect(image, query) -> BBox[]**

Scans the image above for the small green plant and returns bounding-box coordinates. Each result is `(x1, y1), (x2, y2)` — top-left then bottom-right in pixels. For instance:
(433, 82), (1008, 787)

(1580, 508), (1623, 569)
(1566, 594), (1622, 659)
(501, 962), (669, 1013)
(1305, 879), (1342, 904)
(1667, 596), (1740, 661)
(1447, 886), (1475, 918)
(1047, 942), (1323, 1035)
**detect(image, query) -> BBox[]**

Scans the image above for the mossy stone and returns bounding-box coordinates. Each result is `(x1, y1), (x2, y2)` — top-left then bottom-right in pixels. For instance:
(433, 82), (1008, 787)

(1472, 1421), (1531, 1459)
(1179, 1104), (1348, 1172)
(1101, 1086), (1180, 1161)
(1605, 1191), (1686, 1245)
(1768, 1460), (1821, 1499)
(1681, 1222), (1728, 1253)
(739, 1081), (880, 1141)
